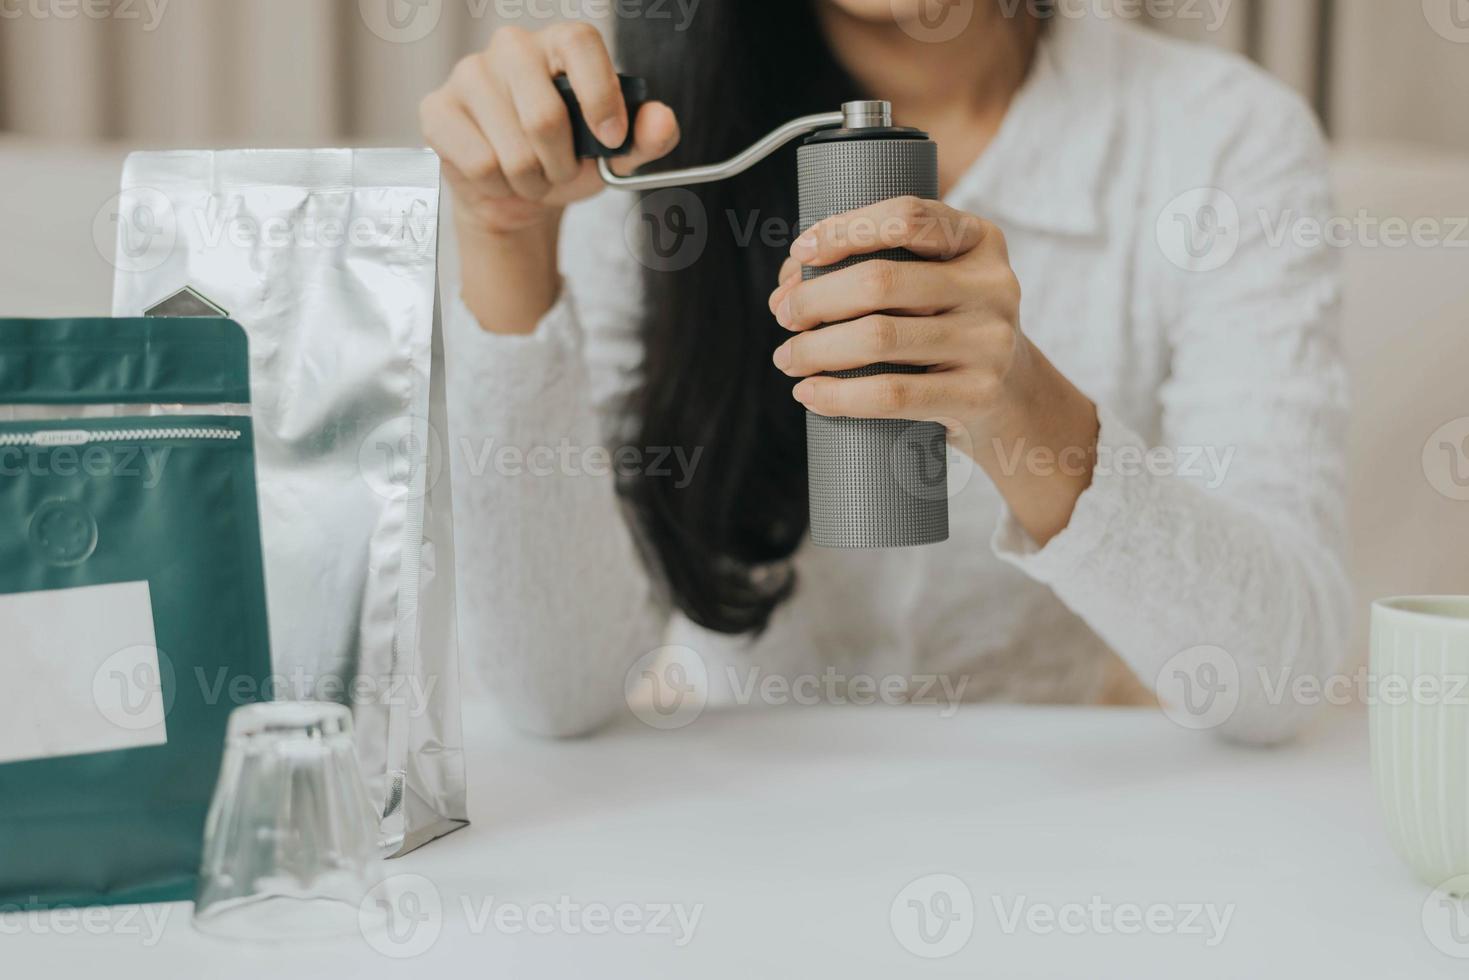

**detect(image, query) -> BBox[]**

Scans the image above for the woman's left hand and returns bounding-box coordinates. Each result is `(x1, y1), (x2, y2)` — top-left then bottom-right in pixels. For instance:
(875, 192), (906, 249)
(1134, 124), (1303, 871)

(767, 196), (1101, 546)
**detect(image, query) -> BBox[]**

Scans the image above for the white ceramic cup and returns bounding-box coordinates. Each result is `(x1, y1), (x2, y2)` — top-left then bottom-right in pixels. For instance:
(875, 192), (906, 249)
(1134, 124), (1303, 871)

(1371, 597), (1469, 889)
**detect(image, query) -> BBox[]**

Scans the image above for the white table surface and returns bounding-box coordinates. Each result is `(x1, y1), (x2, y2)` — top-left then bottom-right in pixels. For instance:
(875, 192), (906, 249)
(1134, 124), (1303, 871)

(4, 701), (1460, 978)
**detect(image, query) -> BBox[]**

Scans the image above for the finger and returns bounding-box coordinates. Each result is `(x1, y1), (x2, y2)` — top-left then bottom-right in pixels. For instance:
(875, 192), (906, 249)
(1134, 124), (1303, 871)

(420, 91), (512, 198)
(457, 54), (551, 200)
(776, 260), (962, 332)
(766, 259), (803, 318)
(791, 196), (988, 267)
(442, 157), (514, 211)
(554, 157), (619, 201)
(792, 372), (957, 422)
(773, 315), (957, 376)
(544, 21), (626, 148)
(499, 41), (580, 185)
(608, 101), (681, 175)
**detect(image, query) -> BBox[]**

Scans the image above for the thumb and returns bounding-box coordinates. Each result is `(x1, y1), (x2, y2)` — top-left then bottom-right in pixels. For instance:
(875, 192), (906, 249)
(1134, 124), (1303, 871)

(610, 101), (681, 175)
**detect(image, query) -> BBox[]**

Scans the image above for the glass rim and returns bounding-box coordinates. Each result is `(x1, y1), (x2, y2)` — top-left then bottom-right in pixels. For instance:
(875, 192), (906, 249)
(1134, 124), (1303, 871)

(1373, 596), (1469, 627)
(225, 700), (354, 740)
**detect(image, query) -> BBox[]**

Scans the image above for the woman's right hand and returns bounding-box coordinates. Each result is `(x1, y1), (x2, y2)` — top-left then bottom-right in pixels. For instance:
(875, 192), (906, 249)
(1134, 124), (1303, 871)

(421, 22), (679, 235)
(420, 22), (679, 333)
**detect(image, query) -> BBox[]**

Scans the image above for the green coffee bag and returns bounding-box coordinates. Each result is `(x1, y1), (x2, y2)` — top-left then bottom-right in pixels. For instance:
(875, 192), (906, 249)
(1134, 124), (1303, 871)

(0, 317), (272, 909)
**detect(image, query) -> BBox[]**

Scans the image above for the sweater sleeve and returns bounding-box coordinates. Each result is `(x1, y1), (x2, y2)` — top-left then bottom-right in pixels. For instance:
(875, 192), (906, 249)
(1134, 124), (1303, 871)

(443, 194), (670, 737)
(992, 91), (1351, 745)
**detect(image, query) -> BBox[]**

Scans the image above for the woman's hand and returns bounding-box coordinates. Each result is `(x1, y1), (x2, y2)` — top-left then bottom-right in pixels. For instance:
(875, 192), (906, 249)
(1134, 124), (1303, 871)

(767, 196), (1100, 546)
(421, 22), (679, 234)
(419, 23), (679, 332)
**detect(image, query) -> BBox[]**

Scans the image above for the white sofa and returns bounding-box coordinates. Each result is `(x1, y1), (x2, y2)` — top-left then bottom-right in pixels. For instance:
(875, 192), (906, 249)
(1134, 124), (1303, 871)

(1331, 144), (1469, 647)
(2, 136), (1465, 660)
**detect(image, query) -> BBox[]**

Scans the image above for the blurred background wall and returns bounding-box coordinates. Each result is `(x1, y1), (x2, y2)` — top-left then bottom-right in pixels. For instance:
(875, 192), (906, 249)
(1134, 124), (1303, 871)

(0, 0), (1465, 149)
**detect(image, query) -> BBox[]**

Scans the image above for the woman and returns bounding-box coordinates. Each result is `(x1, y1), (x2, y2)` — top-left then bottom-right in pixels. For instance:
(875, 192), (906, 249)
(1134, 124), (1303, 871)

(420, 0), (1349, 742)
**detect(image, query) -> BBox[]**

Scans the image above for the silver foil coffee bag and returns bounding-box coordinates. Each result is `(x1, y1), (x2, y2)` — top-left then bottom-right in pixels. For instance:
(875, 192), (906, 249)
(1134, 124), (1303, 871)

(111, 149), (466, 855)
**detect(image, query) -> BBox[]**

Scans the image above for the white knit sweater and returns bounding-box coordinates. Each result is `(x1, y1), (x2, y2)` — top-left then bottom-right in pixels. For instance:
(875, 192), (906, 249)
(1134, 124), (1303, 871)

(443, 15), (1350, 744)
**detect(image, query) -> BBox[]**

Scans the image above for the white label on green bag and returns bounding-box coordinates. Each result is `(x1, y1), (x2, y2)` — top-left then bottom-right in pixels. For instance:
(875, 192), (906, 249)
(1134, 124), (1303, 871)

(0, 580), (168, 764)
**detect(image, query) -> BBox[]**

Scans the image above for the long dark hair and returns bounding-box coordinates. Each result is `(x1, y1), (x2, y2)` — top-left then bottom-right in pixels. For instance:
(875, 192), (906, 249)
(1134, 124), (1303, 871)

(613, 1), (1043, 634)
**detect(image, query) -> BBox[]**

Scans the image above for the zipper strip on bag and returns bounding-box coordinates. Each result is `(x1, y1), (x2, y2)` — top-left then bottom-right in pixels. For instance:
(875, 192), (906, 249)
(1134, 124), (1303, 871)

(0, 427), (241, 447)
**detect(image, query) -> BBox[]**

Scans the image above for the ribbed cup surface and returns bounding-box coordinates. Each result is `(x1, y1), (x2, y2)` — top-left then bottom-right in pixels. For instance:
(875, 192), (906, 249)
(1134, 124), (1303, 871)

(1370, 598), (1469, 887)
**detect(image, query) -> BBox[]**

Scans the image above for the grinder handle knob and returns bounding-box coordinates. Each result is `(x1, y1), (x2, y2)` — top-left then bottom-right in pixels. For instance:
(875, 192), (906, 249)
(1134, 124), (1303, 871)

(555, 73), (648, 159)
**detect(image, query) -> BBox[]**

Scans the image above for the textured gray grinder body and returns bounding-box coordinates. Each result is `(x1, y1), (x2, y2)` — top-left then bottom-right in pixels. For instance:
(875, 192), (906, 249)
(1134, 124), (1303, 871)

(797, 133), (949, 548)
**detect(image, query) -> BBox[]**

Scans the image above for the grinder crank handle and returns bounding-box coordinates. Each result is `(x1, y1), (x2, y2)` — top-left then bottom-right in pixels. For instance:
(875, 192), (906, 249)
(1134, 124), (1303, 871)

(555, 73), (848, 192)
